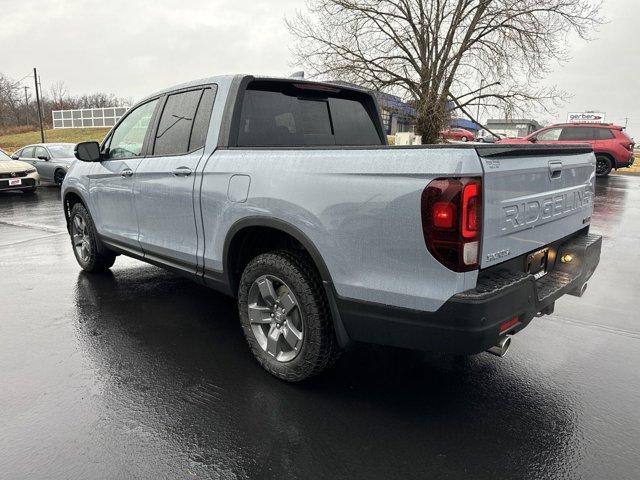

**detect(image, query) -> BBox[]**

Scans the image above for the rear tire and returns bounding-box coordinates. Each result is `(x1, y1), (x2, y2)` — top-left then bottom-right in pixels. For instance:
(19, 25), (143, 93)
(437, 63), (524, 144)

(238, 250), (340, 382)
(69, 203), (116, 273)
(461, 136), (468, 142)
(54, 169), (66, 186)
(596, 155), (613, 177)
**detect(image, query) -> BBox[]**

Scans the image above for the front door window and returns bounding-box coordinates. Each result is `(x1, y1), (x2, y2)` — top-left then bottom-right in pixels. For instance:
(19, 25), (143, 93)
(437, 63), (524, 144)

(107, 99), (159, 159)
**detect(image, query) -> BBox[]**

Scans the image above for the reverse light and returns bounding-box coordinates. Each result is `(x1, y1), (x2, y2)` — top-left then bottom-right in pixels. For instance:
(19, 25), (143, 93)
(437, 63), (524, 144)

(561, 254), (573, 264)
(421, 177), (482, 272)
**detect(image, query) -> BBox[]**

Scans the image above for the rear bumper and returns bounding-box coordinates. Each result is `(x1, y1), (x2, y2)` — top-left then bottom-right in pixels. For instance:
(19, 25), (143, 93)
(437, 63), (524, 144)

(336, 231), (602, 354)
(616, 152), (635, 168)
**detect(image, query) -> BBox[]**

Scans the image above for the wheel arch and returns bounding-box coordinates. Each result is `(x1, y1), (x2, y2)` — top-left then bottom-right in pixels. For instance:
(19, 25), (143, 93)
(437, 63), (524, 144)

(63, 189), (87, 231)
(223, 217), (334, 293)
(223, 216), (350, 347)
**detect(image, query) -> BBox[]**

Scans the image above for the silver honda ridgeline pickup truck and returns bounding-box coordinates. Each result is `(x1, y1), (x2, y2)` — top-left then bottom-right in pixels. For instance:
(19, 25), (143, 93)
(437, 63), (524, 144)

(63, 75), (601, 381)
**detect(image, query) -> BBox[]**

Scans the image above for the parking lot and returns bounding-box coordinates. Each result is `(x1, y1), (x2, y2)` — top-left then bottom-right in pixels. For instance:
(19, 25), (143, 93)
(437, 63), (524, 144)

(1, 176), (639, 479)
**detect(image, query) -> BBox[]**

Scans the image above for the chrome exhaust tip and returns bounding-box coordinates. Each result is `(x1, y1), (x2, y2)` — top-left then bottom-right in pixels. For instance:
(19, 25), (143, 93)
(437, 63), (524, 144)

(487, 336), (512, 357)
(569, 281), (588, 297)
(579, 282), (588, 296)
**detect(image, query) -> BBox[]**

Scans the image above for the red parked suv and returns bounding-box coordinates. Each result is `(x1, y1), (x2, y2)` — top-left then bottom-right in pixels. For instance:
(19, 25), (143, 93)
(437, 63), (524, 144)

(498, 123), (635, 177)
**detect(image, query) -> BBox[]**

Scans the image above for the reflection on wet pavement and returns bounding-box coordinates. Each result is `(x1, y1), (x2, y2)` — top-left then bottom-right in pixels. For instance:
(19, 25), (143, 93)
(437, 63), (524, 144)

(1, 179), (639, 479)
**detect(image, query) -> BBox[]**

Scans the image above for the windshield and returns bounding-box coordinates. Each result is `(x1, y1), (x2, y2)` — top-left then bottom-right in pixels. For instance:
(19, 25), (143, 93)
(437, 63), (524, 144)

(0, 150), (13, 161)
(47, 145), (76, 158)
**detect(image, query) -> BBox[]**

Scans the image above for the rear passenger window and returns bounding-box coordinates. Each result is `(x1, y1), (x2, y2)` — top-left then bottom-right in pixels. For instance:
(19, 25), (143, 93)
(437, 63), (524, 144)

(594, 128), (614, 140)
(236, 82), (382, 147)
(559, 127), (593, 141)
(189, 87), (217, 151)
(330, 97), (381, 145)
(153, 89), (202, 156)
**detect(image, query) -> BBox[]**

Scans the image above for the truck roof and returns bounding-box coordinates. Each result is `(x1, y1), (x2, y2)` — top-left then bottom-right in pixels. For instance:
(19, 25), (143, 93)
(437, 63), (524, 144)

(140, 74), (370, 105)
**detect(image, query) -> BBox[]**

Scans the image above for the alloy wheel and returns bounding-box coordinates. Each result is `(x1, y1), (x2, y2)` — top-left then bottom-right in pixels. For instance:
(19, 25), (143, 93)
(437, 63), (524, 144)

(71, 215), (91, 263)
(247, 274), (304, 362)
(596, 157), (609, 176)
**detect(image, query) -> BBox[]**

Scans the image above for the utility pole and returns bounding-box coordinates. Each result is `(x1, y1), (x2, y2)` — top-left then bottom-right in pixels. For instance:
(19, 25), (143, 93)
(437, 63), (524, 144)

(33, 67), (45, 143)
(23, 86), (30, 126)
(624, 117), (629, 128)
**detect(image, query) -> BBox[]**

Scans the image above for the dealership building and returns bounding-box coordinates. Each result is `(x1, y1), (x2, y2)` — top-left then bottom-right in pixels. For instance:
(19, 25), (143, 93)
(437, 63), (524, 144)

(485, 119), (543, 138)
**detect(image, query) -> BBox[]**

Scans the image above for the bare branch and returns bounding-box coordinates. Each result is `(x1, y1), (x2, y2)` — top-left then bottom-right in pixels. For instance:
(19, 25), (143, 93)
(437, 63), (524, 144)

(287, 0), (603, 143)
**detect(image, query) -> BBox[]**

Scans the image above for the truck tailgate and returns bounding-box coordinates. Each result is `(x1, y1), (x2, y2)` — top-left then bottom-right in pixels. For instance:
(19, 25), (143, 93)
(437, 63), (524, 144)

(477, 145), (596, 268)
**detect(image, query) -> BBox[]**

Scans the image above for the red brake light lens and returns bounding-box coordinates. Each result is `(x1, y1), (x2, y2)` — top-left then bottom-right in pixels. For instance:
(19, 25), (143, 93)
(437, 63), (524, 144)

(421, 177), (482, 272)
(432, 202), (455, 229)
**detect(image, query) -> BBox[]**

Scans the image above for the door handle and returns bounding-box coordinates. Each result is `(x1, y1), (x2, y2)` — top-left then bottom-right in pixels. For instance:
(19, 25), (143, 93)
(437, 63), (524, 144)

(121, 168), (134, 178)
(548, 161), (563, 179)
(172, 167), (192, 177)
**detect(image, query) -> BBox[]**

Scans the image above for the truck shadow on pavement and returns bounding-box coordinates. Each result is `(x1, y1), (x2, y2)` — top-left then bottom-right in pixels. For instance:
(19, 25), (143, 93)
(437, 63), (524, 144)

(73, 267), (577, 479)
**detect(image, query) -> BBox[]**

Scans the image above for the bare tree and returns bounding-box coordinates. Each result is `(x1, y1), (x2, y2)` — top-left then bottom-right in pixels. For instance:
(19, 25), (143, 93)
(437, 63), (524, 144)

(0, 74), (25, 128)
(49, 81), (70, 110)
(287, 0), (603, 143)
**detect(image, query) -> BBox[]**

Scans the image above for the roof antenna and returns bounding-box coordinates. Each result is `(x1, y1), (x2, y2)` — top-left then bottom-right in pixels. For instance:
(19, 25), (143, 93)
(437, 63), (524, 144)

(290, 71), (305, 79)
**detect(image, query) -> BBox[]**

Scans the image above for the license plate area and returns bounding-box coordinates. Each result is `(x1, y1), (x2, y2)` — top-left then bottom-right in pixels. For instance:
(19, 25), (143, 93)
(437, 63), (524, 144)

(8, 178), (22, 186)
(526, 247), (549, 279)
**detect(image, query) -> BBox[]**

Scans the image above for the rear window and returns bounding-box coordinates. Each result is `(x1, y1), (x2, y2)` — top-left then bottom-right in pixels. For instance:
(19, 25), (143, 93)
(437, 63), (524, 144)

(236, 82), (382, 147)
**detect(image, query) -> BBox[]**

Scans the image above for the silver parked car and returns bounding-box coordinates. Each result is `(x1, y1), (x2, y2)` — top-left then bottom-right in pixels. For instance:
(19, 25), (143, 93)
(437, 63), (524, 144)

(12, 143), (76, 186)
(475, 129), (502, 143)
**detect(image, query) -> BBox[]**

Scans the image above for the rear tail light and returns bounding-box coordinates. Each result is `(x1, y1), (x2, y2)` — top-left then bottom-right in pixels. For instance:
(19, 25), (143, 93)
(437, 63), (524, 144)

(421, 177), (482, 272)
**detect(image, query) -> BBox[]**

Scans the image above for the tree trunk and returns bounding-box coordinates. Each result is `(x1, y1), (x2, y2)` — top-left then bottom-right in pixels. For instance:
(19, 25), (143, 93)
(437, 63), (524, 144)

(414, 96), (447, 144)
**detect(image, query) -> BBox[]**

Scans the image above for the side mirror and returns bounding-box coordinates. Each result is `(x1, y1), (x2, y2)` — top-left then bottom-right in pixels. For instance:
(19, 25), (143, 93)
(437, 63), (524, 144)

(529, 137), (537, 143)
(75, 141), (101, 162)
(11, 154), (19, 160)
(37, 155), (50, 161)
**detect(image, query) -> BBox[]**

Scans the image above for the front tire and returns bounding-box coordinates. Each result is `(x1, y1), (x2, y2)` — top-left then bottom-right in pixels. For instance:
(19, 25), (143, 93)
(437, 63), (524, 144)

(461, 136), (468, 142)
(596, 155), (613, 177)
(238, 250), (340, 382)
(69, 203), (116, 273)
(54, 169), (66, 186)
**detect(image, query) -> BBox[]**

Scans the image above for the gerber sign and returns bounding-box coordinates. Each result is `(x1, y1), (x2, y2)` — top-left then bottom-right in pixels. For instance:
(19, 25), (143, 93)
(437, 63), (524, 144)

(567, 112), (606, 123)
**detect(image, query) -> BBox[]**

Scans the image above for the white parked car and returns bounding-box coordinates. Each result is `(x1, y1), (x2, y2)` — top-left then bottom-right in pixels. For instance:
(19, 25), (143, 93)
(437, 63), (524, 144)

(0, 149), (40, 193)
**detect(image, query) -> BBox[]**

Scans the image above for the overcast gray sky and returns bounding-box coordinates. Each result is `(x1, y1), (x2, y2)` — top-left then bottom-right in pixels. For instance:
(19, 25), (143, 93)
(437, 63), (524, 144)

(2, 0), (638, 137)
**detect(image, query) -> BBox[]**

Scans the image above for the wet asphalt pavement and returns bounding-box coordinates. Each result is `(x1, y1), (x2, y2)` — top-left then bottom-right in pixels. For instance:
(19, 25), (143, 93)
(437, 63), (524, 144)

(1, 176), (639, 480)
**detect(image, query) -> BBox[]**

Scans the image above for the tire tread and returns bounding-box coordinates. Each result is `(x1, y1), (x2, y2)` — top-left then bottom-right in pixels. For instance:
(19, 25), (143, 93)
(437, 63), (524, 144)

(238, 250), (340, 381)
